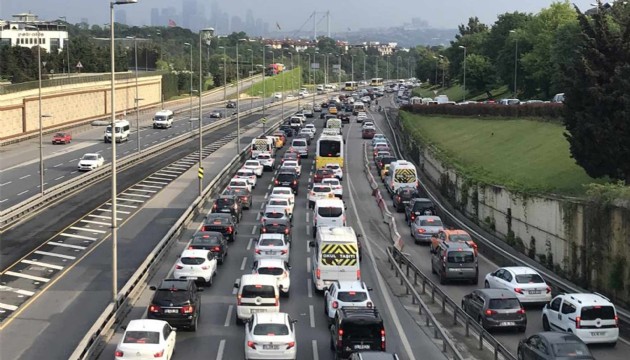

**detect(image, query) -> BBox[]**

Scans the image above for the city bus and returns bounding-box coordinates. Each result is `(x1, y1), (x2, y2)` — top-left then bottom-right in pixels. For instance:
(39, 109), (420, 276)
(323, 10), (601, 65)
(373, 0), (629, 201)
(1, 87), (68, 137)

(344, 81), (358, 91)
(316, 134), (344, 169)
(370, 78), (384, 87)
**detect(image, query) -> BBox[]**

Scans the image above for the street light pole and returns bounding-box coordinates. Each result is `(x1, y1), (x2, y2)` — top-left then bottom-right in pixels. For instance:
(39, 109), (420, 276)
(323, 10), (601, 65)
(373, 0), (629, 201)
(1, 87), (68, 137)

(351, 55), (355, 83)
(218, 46), (227, 101)
(510, 30), (518, 98)
(36, 28), (44, 195)
(386, 56), (389, 82)
(198, 28), (214, 197)
(363, 56), (366, 81)
(131, 37), (143, 153)
(109, 0), (138, 309)
(59, 16), (71, 77)
(248, 49), (254, 111)
(262, 47), (266, 116)
(337, 55), (341, 88)
(184, 42), (193, 133)
(459, 45), (467, 102)
(236, 38), (246, 154)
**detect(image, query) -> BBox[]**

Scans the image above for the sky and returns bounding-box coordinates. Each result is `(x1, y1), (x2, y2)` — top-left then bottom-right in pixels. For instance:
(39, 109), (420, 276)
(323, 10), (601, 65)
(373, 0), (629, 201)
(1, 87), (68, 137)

(0, 0), (599, 31)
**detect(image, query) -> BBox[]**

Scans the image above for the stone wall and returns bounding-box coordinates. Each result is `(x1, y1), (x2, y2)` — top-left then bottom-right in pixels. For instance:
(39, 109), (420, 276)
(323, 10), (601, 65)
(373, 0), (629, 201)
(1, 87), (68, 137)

(0, 75), (162, 140)
(396, 114), (630, 306)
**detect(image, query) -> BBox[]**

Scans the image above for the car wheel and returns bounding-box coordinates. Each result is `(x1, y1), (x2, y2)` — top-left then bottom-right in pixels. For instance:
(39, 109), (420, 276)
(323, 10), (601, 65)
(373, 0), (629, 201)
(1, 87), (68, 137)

(236, 317), (244, 325)
(330, 337), (335, 351)
(207, 274), (213, 287)
(518, 326), (526, 333)
(190, 316), (198, 332)
(542, 315), (550, 331)
(471, 276), (478, 285)
(484, 280), (490, 288)
(283, 289), (290, 298)
(439, 271), (447, 285)
(312, 226), (317, 238)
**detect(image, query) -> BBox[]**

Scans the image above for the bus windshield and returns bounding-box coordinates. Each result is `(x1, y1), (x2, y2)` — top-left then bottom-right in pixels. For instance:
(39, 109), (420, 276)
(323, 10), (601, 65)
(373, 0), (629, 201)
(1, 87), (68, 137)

(319, 140), (341, 157)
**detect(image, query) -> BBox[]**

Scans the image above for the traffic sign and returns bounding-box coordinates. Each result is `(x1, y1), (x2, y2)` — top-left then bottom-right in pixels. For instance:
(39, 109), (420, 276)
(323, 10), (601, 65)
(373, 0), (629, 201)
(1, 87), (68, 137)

(198, 167), (204, 179)
(261, 117), (267, 124)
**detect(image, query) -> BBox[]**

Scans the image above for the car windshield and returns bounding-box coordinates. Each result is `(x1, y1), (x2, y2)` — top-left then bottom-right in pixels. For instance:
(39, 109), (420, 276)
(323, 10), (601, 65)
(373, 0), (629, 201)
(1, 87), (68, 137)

(488, 298), (521, 309)
(337, 291), (368, 302)
(241, 285), (275, 298)
(259, 238), (284, 246)
(253, 323), (289, 336)
(419, 219), (443, 226)
(580, 306), (616, 320)
(317, 207), (343, 217)
(123, 331), (160, 344)
(257, 267), (284, 276)
(55, 133), (65, 137)
(447, 251), (475, 263)
(514, 274), (545, 284)
(82, 155), (98, 161)
(319, 140), (342, 157)
(181, 257), (206, 265)
(552, 343), (591, 357)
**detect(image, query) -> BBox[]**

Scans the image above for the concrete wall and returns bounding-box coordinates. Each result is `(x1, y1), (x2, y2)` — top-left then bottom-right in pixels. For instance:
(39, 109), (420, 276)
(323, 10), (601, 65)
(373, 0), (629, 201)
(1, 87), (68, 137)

(398, 116), (630, 306)
(0, 75), (162, 140)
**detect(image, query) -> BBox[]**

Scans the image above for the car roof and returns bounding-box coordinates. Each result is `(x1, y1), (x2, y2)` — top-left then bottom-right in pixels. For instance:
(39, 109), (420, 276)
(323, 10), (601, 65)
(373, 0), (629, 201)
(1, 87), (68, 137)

(476, 288), (519, 300)
(256, 258), (286, 267)
(272, 187), (293, 193)
(127, 319), (168, 332)
(502, 266), (540, 275)
(83, 153), (99, 157)
(535, 331), (587, 343)
(336, 281), (367, 292)
(562, 293), (614, 305)
(252, 312), (288, 324)
(157, 278), (191, 290)
(338, 307), (382, 323)
(259, 233), (284, 240)
(240, 274), (278, 285)
(194, 231), (223, 238)
(180, 249), (211, 258)
(416, 215), (441, 222)
(443, 229), (470, 235)
(264, 218), (290, 225)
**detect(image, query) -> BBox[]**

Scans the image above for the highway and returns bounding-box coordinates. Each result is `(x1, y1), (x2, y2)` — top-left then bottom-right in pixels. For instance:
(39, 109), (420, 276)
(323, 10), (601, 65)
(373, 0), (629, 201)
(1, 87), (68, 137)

(92, 105), (450, 360)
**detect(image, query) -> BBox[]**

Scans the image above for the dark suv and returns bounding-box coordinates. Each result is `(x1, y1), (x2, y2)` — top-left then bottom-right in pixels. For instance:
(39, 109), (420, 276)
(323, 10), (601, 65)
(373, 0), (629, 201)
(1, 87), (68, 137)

(330, 307), (386, 359)
(260, 218), (293, 242)
(189, 231), (228, 264)
(203, 213), (237, 242)
(147, 279), (202, 331)
(461, 289), (526, 332)
(404, 198), (437, 225)
(392, 188), (418, 212)
(212, 194), (242, 222)
(222, 188), (252, 209)
(274, 171), (299, 194)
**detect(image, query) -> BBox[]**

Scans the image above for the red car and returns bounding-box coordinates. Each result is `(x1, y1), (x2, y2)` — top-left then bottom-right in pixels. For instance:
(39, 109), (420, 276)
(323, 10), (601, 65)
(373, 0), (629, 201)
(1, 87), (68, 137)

(313, 168), (335, 183)
(362, 128), (375, 139)
(52, 132), (72, 144)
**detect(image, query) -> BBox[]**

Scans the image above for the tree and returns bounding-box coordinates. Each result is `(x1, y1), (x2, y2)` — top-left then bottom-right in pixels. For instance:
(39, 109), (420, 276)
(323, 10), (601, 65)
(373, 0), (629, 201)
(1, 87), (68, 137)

(460, 54), (496, 93)
(563, 4), (630, 182)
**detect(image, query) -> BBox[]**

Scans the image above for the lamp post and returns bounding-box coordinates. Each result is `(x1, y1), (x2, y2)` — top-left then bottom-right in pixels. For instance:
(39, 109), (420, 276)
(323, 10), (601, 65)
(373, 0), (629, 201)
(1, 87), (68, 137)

(459, 45), (467, 102)
(439, 55), (445, 88)
(363, 55), (366, 81)
(269, 50), (275, 95)
(26, 25), (46, 195)
(375, 56), (379, 79)
(183, 42), (194, 134)
(297, 51), (301, 110)
(351, 55), (355, 83)
(262, 46), (267, 116)
(218, 46), (227, 101)
(279, 85), (284, 122)
(126, 36), (145, 153)
(337, 54), (341, 88)
(386, 56), (390, 82)
(433, 56), (438, 85)
(325, 53), (330, 86)
(510, 30), (518, 98)
(248, 49), (254, 110)
(236, 38), (247, 154)
(198, 28), (214, 196)
(58, 16), (71, 76)
(109, 0), (138, 309)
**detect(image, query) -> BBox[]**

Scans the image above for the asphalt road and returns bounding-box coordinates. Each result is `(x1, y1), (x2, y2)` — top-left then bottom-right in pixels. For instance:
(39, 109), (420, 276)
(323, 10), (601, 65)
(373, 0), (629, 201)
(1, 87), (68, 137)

(94, 109), (449, 360)
(369, 95), (630, 360)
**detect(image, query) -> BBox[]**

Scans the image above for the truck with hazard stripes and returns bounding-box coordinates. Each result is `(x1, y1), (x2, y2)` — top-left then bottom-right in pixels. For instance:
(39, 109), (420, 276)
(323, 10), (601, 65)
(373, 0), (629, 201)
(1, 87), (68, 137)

(385, 160), (418, 195)
(309, 226), (361, 291)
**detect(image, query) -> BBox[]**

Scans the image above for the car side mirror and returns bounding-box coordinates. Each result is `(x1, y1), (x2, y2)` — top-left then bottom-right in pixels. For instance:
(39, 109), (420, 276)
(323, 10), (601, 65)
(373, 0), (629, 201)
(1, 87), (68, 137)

(367, 287), (373, 291)
(121, 325), (127, 330)
(291, 319), (298, 324)
(308, 241), (316, 248)
(234, 280), (240, 289)
(149, 285), (157, 291)
(357, 234), (363, 238)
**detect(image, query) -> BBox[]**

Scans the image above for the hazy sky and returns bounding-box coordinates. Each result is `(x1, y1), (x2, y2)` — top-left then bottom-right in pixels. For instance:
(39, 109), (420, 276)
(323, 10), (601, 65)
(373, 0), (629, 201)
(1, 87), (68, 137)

(0, 0), (598, 31)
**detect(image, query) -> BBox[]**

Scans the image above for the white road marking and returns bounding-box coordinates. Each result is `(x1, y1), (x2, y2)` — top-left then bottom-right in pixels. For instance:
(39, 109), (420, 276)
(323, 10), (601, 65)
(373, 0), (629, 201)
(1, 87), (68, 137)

(80, 219), (109, 226)
(0, 303), (18, 311)
(19, 174), (31, 180)
(136, 184), (162, 189)
(307, 279), (313, 298)
(216, 339), (226, 360)
(0, 199), (7, 203)
(168, 164), (189, 170)
(309, 305), (315, 328)
(21, 260), (63, 271)
(122, 192), (151, 198)
(53, 163), (63, 167)
(87, 214), (122, 220)
(267, 184), (271, 190)
(68, 227), (105, 235)
(312, 340), (319, 360)
(306, 257), (311, 273)
(34, 251), (75, 259)
(264, 192), (268, 199)
(232, 279), (239, 295)
(306, 212), (309, 222)
(127, 187), (158, 193)
(306, 225), (310, 236)
(113, 198), (144, 203)
(4, 271), (50, 283)
(54, 176), (65, 181)
(48, 241), (86, 250)
(247, 238), (254, 250)
(17, 190), (29, 196)
(97, 208), (130, 214)
(108, 203), (137, 209)
(224, 306), (234, 327)
(159, 169), (181, 175)
(0, 285), (35, 297)
(259, 202), (264, 210)
(155, 172), (178, 178)
(251, 225), (258, 235)
(240, 257), (247, 271)
(255, 213), (260, 221)
(71, 171), (78, 174)
(144, 179), (169, 184)
(149, 176), (174, 181)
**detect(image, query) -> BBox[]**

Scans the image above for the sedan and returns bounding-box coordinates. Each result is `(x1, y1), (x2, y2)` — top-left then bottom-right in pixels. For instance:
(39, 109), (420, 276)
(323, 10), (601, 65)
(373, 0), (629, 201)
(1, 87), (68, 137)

(77, 153), (105, 171)
(281, 160), (301, 176)
(410, 215), (444, 245)
(115, 319), (176, 360)
(321, 178), (343, 198)
(270, 187), (295, 206)
(325, 163), (343, 180)
(392, 187), (418, 212)
(243, 160), (264, 177)
(260, 218), (292, 243)
(235, 169), (257, 188)
(188, 231), (228, 264)
(223, 187), (252, 210)
(228, 177), (252, 192)
(308, 184), (334, 209)
(52, 132), (72, 144)
(313, 168), (335, 183)
(244, 313), (297, 360)
(255, 153), (275, 171)
(173, 249), (218, 285)
(255, 234), (290, 263)
(517, 332), (593, 360)
(267, 196), (294, 219)
(252, 258), (292, 296)
(484, 267), (552, 305)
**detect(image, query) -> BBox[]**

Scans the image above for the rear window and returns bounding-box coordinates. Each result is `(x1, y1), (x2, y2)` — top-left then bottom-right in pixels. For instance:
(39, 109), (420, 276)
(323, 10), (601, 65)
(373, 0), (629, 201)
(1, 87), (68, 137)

(337, 291), (368, 302)
(341, 323), (382, 340)
(450, 234), (472, 243)
(277, 174), (295, 181)
(259, 238), (284, 246)
(273, 189), (291, 195)
(552, 343), (591, 357)
(242, 285), (276, 298)
(245, 161), (259, 166)
(181, 257), (205, 265)
(257, 267), (285, 276)
(412, 201), (434, 211)
(293, 140), (307, 146)
(216, 198), (233, 206)
(317, 207), (343, 217)
(313, 186), (332, 193)
(488, 298), (521, 309)
(253, 323), (289, 336)
(123, 331), (160, 344)
(420, 219), (443, 226)
(193, 236), (221, 245)
(268, 199), (287, 206)
(153, 289), (191, 303)
(447, 251), (475, 263)
(514, 274), (545, 284)
(264, 212), (285, 219)
(580, 306), (616, 320)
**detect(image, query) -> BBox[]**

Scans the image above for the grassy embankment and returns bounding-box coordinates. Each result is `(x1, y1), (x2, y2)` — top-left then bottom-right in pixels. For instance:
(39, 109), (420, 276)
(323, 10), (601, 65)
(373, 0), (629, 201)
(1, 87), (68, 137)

(412, 84), (512, 102)
(401, 112), (606, 195)
(246, 68), (305, 98)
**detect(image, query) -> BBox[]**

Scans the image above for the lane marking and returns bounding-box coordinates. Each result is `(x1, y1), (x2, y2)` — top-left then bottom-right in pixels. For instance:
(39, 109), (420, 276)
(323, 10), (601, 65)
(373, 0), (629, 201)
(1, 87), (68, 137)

(232, 279), (239, 295)
(306, 257), (311, 273)
(108, 203), (137, 209)
(47, 241), (86, 250)
(53, 163), (63, 167)
(0, 303), (18, 311)
(309, 305), (315, 328)
(113, 198), (144, 203)
(127, 188), (158, 193)
(255, 213), (261, 221)
(17, 190), (29, 196)
(80, 220), (110, 226)
(21, 260), (63, 271)
(0, 199), (8, 203)
(158, 169), (181, 175)
(306, 212), (309, 222)
(34, 251), (75, 260)
(4, 271), (50, 283)
(136, 184), (162, 189)
(144, 179), (169, 185)
(71, 171), (78, 174)
(1, 181), (13, 186)
(306, 226), (310, 236)
(216, 339), (226, 360)
(0, 285), (35, 297)
(312, 340), (319, 360)
(224, 305), (233, 327)
(97, 208), (131, 215)
(121, 193), (151, 198)
(240, 257), (247, 271)
(67, 227), (105, 235)
(251, 225), (258, 235)
(307, 279), (313, 298)
(19, 175), (31, 180)
(87, 214), (122, 220)
(54, 176), (65, 181)
(247, 238), (254, 250)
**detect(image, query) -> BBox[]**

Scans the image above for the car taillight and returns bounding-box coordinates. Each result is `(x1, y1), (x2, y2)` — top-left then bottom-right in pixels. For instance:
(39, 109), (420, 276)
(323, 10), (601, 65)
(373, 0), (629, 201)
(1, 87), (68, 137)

(175, 264), (183, 269)
(575, 316), (581, 329)
(366, 301), (373, 308)
(286, 341), (295, 350)
(181, 305), (194, 314)
(292, 180), (297, 185)
(149, 305), (160, 313)
(262, 227), (267, 233)
(357, 269), (361, 280)
(410, 214), (415, 221)
(338, 329), (344, 342)
(615, 315), (619, 327)
(332, 301), (339, 309)
(115, 350), (124, 357)
(237, 295), (242, 305)
(546, 286), (551, 294)
(517, 308), (526, 315)
(417, 228), (426, 233)
(213, 246), (221, 252)
(396, 195), (400, 201)
(153, 349), (164, 358)
(247, 341), (256, 349)
(284, 228), (289, 234)
(485, 309), (497, 316)
(514, 288), (524, 294)
(213, 204), (217, 209)
(281, 250), (288, 255)
(274, 180), (279, 185)
(227, 226), (233, 233)
(201, 265), (209, 270)
(380, 329), (386, 350)
(255, 249), (261, 254)
(316, 268), (321, 279)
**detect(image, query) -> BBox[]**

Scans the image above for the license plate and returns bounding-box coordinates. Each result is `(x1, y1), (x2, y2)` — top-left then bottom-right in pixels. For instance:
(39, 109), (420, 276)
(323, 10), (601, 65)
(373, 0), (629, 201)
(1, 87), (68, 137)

(529, 290), (541, 294)
(164, 309), (178, 314)
(221, 209), (231, 212)
(250, 309), (264, 313)
(591, 331), (606, 336)
(263, 345), (279, 350)
(354, 344), (371, 350)
(187, 276), (198, 280)
(265, 251), (275, 255)
(500, 322), (516, 326)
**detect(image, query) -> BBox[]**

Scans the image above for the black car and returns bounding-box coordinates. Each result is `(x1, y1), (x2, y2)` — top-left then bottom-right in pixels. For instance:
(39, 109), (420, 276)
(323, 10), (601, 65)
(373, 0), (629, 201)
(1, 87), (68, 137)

(222, 187), (252, 209)
(209, 111), (222, 118)
(330, 308), (386, 359)
(338, 113), (350, 124)
(260, 218), (292, 242)
(226, 100), (236, 108)
(203, 213), (237, 242)
(212, 194), (242, 222)
(279, 125), (294, 137)
(344, 104), (354, 112)
(147, 279), (202, 331)
(392, 188), (418, 212)
(274, 171), (299, 194)
(321, 102), (329, 108)
(404, 198), (437, 225)
(376, 156), (397, 172)
(518, 332), (594, 360)
(461, 289), (527, 332)
(188, 231), (228, 264)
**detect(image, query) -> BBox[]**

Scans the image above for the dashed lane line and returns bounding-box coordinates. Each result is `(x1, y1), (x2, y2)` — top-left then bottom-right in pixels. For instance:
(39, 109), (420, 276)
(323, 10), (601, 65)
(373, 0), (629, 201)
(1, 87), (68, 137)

(21, 260), (63, 271)
(4, 271), (50, 283)
(34, 251), (75, 260)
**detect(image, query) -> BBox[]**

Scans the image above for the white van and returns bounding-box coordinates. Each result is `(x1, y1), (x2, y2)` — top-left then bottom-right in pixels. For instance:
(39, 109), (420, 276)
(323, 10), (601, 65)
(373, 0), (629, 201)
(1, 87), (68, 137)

(153, 110), (174, 129)
(326, 118), (342, 130)
(291, 138), (309, 158)
(309, 226), (361, 291)
(251, 137), (274, 158)
(312, 198), (346, 238)
(386, 160), (418, 194)
(234, 274), (280, 324)
(104, 119), (130, 143)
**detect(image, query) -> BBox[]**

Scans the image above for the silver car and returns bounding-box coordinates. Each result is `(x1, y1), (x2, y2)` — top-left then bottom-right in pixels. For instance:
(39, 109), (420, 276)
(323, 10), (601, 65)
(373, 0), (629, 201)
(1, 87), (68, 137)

(410, 215), (444, 245)
(254, 234), (290, 263)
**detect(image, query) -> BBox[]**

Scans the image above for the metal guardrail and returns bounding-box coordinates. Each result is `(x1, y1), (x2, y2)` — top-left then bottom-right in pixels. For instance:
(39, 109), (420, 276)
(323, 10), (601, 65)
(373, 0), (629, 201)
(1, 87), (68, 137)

(68, 115), (283, 360)
(380, 106), (630, 339)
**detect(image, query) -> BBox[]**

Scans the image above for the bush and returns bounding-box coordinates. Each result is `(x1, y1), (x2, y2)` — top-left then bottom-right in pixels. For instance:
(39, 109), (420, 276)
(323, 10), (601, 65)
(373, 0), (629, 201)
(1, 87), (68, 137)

(400, 103), (564, 120)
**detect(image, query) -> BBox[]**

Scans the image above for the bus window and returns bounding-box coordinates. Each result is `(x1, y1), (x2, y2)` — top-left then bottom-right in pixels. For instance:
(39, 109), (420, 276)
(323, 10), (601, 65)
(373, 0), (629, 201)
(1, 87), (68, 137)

(319, 139), (341, 157)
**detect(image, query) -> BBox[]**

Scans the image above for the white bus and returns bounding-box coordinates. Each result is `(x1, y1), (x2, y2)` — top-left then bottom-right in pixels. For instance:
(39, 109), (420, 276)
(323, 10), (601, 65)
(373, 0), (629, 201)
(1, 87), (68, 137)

(344, 81), (358, 91)
(316, 134), (344, 169)
(352, 101), (366, 115)
(370, 78), (384, 87)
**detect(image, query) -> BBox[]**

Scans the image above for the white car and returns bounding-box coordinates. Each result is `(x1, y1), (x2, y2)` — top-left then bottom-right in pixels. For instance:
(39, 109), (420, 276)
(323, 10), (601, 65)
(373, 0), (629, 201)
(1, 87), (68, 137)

(256, 153), (275, 170)
(252, 258), (291, 296)
(235, 168), (257, 188)
(304, 123), (316, 132)
(324, 281), (373, 322)
(243, 160), (264, 177)
(255, 233), (290, 263)
(286, 94), (296, 101)
(244, 313), (297, 360)
(77, 153), (105, 171)
(308, 184), (334, 209)
(267, 196), (293, 218)
(115, 319), (176, 360)
(484, 266), (551, 304)
(362, 121), (374, 129)
(321, 178), (343, 198)
(229, 177), (252, 192)
(325, 163), (343, 180)
(270, 187), (295, 206)
(356, 112), (368, 123)
(273, 92), (282, 99)
(298, 128), (314, 140)
(281, 160), (301, 176)
(173, 249), (218, 285)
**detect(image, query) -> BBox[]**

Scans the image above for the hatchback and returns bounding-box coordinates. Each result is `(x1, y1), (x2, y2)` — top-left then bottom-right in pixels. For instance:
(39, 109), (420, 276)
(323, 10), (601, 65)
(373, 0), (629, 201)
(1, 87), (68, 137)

(461, 289), (526, 332)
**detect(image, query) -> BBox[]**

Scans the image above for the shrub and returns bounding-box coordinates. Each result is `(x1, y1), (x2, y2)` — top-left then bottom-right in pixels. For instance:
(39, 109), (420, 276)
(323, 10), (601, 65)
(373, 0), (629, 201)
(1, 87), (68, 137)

(400, 103), (564, 120)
